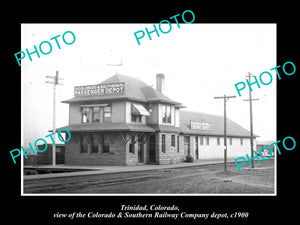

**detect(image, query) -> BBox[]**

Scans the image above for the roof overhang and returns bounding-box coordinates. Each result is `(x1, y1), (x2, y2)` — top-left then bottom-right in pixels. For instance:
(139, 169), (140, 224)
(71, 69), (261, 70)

(50, 123), (156, 133)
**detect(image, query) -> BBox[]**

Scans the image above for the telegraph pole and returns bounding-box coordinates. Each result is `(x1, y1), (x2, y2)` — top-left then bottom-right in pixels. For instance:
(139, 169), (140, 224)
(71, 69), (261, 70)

(214, 95), (236, 171)
(46, 71), (63, 166)
(243, 72), (259, 168)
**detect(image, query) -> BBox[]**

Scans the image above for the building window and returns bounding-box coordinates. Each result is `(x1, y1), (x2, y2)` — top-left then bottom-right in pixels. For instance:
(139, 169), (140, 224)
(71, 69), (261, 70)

(217, 137), (220, 145)
(131, 115), (142, 123)
(206, 136), (209, 145)
(162, 105), (171, 124)
(80, 134), (109, 154)
(162, 134), (166, 153)
(166, 106), (171, 123)
(103, 106), (111, 123)
(82, 107), (91, 123)
(129, 135), (135, 154)
(240, 138), (243, 145)
(91, 134), (100, 153)
(200, 136), (204, 145)
(131, 103), (150, 122)
(81, 105), (111, 124)
(80, 135), (89, 153)
(177, 135), (180, 152)
(92, 107), (100, 123)
(229, 137), (233, 145)
(171, 134), (176, 147)
(102, 134), (110, 153)
(162, 105), (166, 123)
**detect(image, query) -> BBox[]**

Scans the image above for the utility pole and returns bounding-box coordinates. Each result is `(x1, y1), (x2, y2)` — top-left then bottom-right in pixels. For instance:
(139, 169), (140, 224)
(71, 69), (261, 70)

(243, 72), (259, 168)
(214, 95), (236, 171)
(46, 71), (63, 166)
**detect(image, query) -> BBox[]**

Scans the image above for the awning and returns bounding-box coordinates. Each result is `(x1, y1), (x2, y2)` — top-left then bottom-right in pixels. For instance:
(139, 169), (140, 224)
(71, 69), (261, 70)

(131, 103), (150, 116)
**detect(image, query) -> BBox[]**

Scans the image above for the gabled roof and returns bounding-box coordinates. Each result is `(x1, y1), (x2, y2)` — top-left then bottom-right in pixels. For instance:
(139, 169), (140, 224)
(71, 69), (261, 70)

(180, 110), (257, 138)
(62, 74), (181, 105)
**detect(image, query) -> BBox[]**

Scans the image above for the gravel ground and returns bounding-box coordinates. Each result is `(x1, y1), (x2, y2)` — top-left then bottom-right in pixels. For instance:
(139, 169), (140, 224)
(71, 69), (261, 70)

(24, 159), (274, 194)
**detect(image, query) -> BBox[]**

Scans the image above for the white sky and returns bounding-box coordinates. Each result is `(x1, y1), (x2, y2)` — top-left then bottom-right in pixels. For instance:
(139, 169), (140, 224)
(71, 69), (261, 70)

(21, 23), (276, 147)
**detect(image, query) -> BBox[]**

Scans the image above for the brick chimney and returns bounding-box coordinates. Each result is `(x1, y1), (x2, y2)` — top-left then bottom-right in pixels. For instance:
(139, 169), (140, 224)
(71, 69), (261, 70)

(156, 73), (165, 93)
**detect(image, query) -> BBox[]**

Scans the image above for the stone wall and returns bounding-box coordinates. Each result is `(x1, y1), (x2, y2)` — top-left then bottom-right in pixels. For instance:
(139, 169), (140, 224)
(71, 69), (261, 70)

(65, 132), (126, 166)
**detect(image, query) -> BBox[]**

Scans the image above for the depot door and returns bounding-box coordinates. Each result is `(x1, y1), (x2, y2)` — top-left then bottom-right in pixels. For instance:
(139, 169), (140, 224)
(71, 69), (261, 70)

(184, 136), (190, 156)
(195, 136), (199, 160)
(138, 135), (144, 163)
(149, 135), (156, 163)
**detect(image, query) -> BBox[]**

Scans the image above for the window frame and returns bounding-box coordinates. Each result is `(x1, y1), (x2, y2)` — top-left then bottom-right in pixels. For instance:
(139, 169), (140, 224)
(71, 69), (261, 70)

(131, 114), (142, 123)
(206, 136), (209, 145)
(177, 135), (180, 152)
(103, 105), (112, 123)
(200, 136), (204, 145)
(81, 105), (111, 124)
(162, 134), (166, 153)
(162, 105), (172, 124)
(92, 106), (101, 123)
(171, 134), (176, 147)
(91, 134), (100, 153)
(80, 134), (89, 154)
(82, 107), (91, 123)
(129, 135), (135, 154)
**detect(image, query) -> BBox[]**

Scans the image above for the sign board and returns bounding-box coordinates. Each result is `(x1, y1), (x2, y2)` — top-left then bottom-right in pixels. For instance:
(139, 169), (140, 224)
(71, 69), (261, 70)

(74, 82), (125, 96)
(190, 121), (211, 130)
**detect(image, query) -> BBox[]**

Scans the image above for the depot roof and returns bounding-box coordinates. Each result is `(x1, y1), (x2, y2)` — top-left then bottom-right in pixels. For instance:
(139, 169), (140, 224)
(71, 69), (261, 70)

(62, 74), (182, 105)
(54, 123), (156, 132)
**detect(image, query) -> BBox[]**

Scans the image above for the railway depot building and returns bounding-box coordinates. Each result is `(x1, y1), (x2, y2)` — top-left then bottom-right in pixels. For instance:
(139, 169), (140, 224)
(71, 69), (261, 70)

(60, 73), (256, 166)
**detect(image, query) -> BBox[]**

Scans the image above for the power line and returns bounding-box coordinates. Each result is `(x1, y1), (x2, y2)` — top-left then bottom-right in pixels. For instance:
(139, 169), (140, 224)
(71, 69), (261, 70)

(243, 72), (259, 168)
(213, 94), (236, 171)
(45, 71), (63, 166)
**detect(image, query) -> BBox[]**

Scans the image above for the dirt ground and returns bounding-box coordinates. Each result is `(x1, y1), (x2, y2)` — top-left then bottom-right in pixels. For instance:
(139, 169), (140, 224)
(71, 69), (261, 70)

(24, 159), (274, 194)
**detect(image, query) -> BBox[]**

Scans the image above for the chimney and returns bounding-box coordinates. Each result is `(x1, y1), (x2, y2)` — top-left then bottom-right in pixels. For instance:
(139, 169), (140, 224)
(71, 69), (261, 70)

(156, 73), (165, 93)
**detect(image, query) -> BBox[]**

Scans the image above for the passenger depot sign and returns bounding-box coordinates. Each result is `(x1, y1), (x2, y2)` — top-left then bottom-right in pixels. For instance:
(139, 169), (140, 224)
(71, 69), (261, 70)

(190, 121), (211, 130)
(74, 82), (125, 96)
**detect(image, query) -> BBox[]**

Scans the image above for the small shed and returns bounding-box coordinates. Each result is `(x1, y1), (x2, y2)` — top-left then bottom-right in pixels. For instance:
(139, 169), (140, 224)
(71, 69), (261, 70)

(24, 144), (65, 165)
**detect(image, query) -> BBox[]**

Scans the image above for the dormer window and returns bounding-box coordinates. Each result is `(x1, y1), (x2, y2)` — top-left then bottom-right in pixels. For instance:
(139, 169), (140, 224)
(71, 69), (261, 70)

(103, 106), (111, 123)
(162, 105), (171, 124)
(82, 107), (91, 123)
(131, 103), (150, 123)
(81, 104), (111, 124)
(92, 107), (100, 123)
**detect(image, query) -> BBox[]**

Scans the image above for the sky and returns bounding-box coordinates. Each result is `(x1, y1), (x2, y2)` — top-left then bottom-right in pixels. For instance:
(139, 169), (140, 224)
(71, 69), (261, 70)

(21, 23), (276, 147)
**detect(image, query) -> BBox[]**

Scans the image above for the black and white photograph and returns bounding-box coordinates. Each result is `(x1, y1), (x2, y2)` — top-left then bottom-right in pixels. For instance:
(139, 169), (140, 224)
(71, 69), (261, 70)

(21, 23), (276, 195)
(4, 5), (298, 225)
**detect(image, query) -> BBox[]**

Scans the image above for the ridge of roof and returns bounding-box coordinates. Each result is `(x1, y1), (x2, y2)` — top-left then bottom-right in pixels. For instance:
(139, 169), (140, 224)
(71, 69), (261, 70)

(99, 73), (148, 85)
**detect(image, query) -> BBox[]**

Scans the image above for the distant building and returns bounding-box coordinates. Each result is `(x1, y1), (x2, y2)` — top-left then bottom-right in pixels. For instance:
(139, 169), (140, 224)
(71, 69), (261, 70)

(24, 144), (65, 165)
(55, 73), (257, 166)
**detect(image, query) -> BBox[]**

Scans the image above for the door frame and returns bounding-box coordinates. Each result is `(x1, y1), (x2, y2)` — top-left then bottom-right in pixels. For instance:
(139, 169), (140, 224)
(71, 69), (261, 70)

(148, 134), (156, 163)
